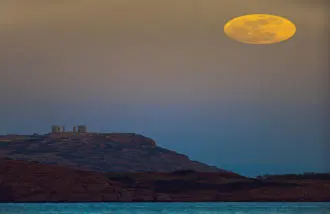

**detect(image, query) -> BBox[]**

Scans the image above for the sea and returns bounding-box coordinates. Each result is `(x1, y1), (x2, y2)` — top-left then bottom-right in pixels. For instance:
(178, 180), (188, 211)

(0, 202), (329, 214)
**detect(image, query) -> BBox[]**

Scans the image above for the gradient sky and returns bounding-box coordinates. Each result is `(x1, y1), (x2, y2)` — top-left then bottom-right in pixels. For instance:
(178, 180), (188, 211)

(0, 0), (328, 176)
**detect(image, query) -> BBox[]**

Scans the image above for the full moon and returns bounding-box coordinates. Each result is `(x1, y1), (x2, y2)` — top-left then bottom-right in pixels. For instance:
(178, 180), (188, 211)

(224, 14), (296, 44)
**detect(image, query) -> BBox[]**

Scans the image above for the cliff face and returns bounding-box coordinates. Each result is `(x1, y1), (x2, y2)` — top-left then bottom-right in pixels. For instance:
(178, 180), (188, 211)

(0, 158), (329, 202)
(0, 133), (225, 173)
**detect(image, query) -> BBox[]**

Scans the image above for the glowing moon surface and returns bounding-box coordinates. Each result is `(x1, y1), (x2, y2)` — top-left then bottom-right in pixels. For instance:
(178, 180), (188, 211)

(224, 14), (296, 44)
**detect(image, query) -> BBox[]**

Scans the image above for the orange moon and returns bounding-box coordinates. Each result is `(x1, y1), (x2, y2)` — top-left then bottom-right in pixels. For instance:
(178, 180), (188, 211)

(224, 14), (296, 44)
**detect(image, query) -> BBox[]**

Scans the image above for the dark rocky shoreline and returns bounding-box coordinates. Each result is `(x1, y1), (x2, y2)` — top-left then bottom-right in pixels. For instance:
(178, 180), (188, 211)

(1, 158), (329, 202)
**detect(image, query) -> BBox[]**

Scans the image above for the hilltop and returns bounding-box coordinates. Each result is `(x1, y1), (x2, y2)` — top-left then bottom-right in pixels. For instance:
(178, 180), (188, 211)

(0, 133), (227, 173)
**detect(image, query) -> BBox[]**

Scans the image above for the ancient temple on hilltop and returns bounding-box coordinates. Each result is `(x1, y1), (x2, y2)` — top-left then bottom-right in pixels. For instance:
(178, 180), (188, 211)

(51, 125), (87, 137)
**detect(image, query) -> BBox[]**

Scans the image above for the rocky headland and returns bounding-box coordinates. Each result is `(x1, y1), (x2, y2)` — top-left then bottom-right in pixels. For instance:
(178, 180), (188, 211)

(0, 133), (223, 173)
(0, 133), (329, 202)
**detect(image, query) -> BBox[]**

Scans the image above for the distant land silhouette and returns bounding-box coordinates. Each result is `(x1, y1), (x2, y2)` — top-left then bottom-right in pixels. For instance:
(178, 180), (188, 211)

(0, 132), (329, 202)
(0, 132), (224, 173)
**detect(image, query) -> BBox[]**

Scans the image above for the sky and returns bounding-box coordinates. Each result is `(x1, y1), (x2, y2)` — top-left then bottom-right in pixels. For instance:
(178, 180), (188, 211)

(0, 0), (328, 176)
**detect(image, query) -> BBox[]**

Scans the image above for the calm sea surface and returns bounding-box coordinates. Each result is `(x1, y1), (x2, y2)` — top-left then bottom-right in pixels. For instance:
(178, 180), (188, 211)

(0, 202), (329, 214)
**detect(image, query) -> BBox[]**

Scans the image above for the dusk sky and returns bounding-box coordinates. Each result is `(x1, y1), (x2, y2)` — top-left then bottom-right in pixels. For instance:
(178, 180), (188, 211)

(0, 0), (328, 176)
